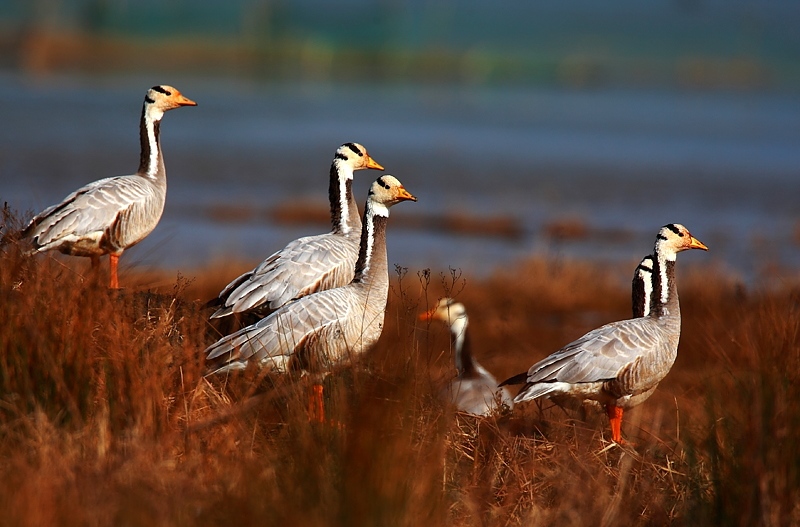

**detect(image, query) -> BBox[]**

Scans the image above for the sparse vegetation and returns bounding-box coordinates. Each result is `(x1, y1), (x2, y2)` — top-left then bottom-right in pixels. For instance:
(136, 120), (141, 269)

(1, 210), (798, 526)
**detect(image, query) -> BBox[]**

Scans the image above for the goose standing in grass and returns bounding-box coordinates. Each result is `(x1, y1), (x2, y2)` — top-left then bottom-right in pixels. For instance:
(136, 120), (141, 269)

(207, 143), (384, 319)
(501, 224), (707, 443)
(419, 298), (513, 416)
(19, 85), (196, 289)
(205, 175), (416, 383)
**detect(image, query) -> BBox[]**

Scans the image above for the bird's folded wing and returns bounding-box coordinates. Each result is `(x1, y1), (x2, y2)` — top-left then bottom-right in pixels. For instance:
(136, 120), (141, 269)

(28, 175), (152, 246)
(212, 232), (358, 315)
(526, 318), (664, 384)
(205, 287), (356, 369)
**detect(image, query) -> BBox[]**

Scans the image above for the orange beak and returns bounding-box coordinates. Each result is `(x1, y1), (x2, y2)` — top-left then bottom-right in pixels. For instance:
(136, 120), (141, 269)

(688, 236), (708, 251)
(396, 186), (417, 203)
(418, 307), (436, 321)
(365, 157), (384, 171)
(172, 91), (197, 107)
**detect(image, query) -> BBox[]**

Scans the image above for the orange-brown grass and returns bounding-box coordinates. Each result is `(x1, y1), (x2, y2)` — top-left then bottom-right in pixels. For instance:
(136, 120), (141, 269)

(1, 217), (799, 525)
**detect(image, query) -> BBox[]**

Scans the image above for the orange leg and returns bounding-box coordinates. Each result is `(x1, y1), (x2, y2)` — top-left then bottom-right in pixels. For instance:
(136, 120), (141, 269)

(308, 383), (325, 423)
(605, 404), (624, 443)
(109, 254), (120, 289)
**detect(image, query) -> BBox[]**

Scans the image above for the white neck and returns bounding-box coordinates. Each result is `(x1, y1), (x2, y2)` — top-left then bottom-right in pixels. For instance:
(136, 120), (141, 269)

(451, 315), (468, 370)
(641, 273), (653, 317)
(654, 244), (677, 306)
(142, 105), (163, 180)
(451, 315), (491, 378)
(353, 200), (389, 280)
(335, 160), (355, 234)
(450, 315), (467, 342)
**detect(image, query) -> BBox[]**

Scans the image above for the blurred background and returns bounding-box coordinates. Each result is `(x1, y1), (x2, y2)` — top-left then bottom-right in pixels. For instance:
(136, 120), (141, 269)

(1, 0), (799, 282)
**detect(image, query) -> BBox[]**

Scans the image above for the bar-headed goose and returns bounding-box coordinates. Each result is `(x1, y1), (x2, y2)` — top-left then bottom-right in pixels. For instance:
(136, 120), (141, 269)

(502, 224), (707, 443)
(20, 85), (196, 288)
(420, 298), (513, 416)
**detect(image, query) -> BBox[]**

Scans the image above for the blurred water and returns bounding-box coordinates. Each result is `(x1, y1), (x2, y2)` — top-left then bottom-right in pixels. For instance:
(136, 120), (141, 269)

(1, 72), (799, 282)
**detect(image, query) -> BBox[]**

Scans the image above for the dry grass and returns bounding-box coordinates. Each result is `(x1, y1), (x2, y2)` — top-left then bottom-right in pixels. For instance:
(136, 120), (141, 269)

(1, 212), (799, 526)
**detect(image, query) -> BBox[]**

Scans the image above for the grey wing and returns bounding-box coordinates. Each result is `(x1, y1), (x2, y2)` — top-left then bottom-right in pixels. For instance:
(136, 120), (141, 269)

(27, 175), (158, 249)
(526, 318), (664, 384)
(212, 232), (359, 316)
(205, 286), (356, 372)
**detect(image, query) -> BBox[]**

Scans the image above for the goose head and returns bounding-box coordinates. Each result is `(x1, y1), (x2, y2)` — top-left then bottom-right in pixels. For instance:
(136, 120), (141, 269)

(145, 85), (197, 120)
(419, 297), (467, 325)
(654, 223), (708, 261)
(335, 142), (385, 173)
(419, 297), (468, 336)
(367, 175), (417, 215)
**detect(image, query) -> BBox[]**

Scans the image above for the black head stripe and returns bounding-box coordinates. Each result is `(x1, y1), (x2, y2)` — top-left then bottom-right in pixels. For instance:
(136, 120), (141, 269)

(665, 224), (682, 236)
(151, 85), (171, 95)
(344, 143), (363, 156)
(334, 152), (348, 161)
(637, 262), (653, 273)
(657, 234), (668, 242)
(144, 95), (155, 104)
(377, 176), (391, 189)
